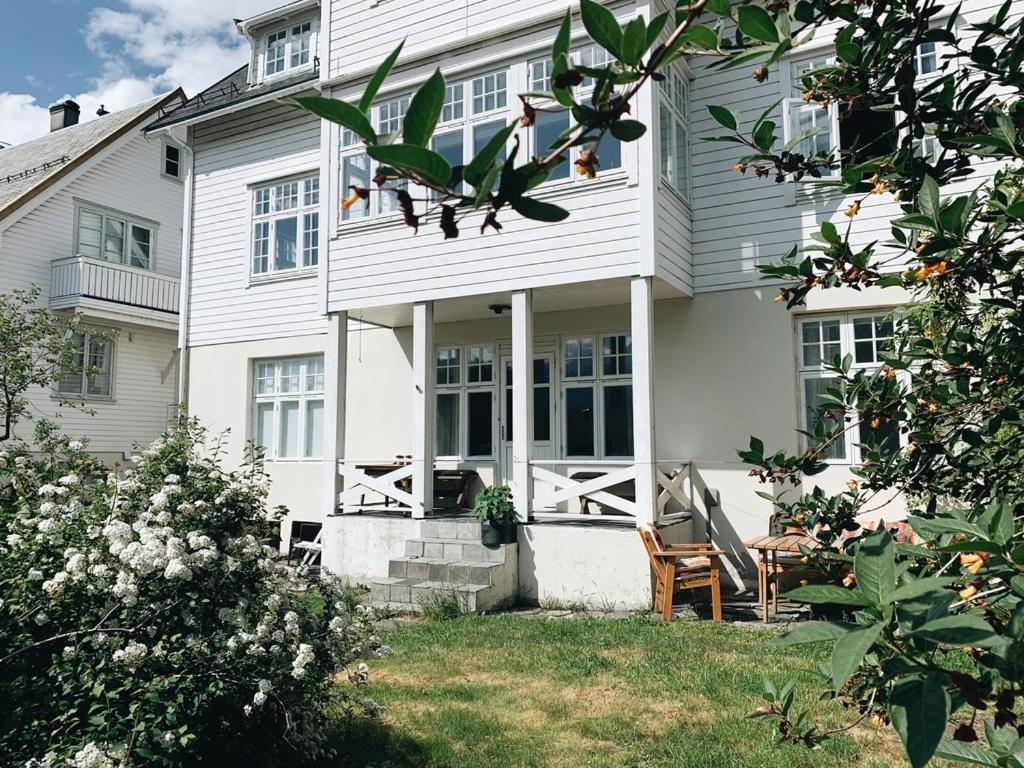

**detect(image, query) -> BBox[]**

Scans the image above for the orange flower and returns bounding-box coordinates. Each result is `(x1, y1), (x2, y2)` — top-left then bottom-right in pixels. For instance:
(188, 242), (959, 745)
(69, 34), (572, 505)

(844, 201), (861, 217)
(802, 90), (814, 103)
(870, 416), (881, 429)
(732, 162), (748, 174)
(575, 149), (598, 179)
(752, 66), (769, 82)
(842, 573), (856, 588)
(341, 186), (369, 211)
(958, 584), (978, 601)
(915, 266), (931, 282)
(872, 181), (887, 195)
(960, 553), (987, 575)
(846, 480), (859, 492)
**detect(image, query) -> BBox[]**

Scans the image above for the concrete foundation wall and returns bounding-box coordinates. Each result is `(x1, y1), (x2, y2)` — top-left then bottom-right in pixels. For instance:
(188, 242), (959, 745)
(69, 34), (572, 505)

(321, 515), (421, 584)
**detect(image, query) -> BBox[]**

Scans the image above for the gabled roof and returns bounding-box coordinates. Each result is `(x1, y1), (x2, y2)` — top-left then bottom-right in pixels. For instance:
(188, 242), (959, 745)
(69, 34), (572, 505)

(0, 90), (184, 222)
(147, 64), (318, 131)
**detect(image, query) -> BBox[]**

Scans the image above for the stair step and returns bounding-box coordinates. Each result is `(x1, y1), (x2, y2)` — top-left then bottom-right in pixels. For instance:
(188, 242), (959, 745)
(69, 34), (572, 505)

(419, 519), (482, 541)
(389, 556), (502, 585)
(369, 577), (497, 613)
(404, 538), (509, 562)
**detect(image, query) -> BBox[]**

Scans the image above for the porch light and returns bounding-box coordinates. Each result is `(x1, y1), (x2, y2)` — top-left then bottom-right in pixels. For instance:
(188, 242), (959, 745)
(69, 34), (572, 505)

(488, 303), (511, 316)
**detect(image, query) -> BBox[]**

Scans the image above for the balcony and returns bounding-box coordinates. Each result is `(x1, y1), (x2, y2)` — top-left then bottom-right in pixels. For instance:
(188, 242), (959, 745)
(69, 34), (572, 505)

(50, 256), (179, 329)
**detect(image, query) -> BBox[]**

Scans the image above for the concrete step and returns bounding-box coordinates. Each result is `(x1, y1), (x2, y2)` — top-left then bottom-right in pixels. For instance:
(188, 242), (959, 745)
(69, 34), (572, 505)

(418, 519), (483, 542)
(404, 537), (510, 563)
(369, 577), (506, 613)
(389, 556), (502, 585)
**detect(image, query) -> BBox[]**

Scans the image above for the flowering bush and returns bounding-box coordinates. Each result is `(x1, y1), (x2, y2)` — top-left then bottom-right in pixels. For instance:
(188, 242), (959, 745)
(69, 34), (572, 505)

(0, 419), (389, 767)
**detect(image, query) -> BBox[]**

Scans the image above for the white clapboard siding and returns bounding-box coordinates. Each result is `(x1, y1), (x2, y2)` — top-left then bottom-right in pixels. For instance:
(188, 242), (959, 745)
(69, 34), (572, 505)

(50, 256), (180, 314)
(326, 176), (643, 311)
(654, 182), (693, 294)
(189, 103), (325, 345)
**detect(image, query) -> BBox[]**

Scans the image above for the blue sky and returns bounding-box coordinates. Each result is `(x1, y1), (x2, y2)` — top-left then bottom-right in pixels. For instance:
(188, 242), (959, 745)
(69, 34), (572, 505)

(0, 0), (281, 146)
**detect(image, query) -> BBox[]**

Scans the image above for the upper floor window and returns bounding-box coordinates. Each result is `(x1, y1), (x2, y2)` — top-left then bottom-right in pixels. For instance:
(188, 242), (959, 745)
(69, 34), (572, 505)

(263, 19), (316, 79)
(252, 356), (324, 460)
(251, 175), (319, 275)
(58, 331), (113, 399)
(341, 95), (413, 222)
(76, 205), (154, 270)
(797, 313), (900, 462)
(658, 68), (690, 199)
(162, 141), (182, 181)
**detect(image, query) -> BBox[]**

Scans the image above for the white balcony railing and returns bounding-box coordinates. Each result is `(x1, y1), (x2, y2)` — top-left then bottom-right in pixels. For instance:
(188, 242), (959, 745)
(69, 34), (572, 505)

(50, 256), (179, 315)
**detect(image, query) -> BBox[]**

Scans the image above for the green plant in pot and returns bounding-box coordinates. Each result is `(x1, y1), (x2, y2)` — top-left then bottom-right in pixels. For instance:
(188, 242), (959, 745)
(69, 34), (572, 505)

(472, 485), (516, 546)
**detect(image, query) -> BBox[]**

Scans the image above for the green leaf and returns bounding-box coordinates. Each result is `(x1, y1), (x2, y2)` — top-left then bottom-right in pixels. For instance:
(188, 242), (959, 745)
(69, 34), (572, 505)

(854, 526), (895, 606)
(620, 16), (647, 66)
(464, 122), (516, 188)
(687, 24), (719, 50)
(908, 514), (983, 539)
(831, 623), (882, 691)
(610, 120), (647, 141)
(910, 614), (1006, 649)
(579, 0), (623, 59)
(784, 585), (871, 606)
(934, 739), (999, 767)
(706, 0), (732, 15)
(919, 175), (941, 225)
(403, 68), (446, 147)
(772, 621), (854, 646)
(889, 578), (957, 603)
(511, 196), (570, 222)
(752, 120), (777, 151)
(552, 8), (572, 62)
(646, 13), (668, 49)
(359, 39), (404, 112)
(295, 96), (376, 145)
(889, 674), (950, 768)
(366, 144), (452, 187)
(738, 5), (779, 43)
(707, 105), (738, 131)
(820, 221), (839, 244)
(991, 110), (1018, 154)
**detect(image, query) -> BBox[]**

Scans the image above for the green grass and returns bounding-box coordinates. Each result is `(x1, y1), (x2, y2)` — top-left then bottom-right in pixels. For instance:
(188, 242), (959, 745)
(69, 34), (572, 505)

(329, 615), (909, 768)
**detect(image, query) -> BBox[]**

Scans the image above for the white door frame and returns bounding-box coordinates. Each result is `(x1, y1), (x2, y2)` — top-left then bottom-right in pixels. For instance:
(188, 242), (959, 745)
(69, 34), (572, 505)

(499, 352), (555, 485)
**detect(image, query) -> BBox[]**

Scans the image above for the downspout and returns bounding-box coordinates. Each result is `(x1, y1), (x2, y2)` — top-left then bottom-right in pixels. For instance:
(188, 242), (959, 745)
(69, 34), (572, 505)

(176, 126), (196, 412)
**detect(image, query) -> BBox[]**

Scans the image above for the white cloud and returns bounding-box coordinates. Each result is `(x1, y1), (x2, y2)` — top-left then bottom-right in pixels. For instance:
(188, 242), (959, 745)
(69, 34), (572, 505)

(0, 0), (284, 146)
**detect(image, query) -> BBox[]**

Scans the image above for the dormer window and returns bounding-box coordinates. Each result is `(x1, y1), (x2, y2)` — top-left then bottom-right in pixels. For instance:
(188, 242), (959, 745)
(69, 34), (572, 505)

(262, 19), (316, 80)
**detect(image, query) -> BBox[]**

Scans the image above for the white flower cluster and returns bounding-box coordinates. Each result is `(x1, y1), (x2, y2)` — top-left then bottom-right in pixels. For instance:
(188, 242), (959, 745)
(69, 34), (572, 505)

(112, 641), (148, 670)
(291, 643), (314, 680)
(71, 743), (114, 768)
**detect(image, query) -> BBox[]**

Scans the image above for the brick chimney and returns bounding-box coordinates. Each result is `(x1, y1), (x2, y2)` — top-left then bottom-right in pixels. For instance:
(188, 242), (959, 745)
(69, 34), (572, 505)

(49, 100), (81, 132)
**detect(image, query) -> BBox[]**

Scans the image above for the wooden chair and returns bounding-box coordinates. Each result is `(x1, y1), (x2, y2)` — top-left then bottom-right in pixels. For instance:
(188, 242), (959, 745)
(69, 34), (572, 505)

(640, 526), (724, 622)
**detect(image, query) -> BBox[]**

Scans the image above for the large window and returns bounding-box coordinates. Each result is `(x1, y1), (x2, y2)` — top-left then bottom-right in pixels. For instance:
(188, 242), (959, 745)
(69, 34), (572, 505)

(658, 67), (690, 199)
(340, 95), (412, 222)
(58, 331), (113, 399)
(435, 344), (496, 458)
(263, 20), (315, 79)
(251, 175), (319, 275)
(252, 357), (324, 460)
(502, 358), (552, 444)
(76, 206), (154, 270)
(797, 313), (901, 462)
(562, 333), (633, 458)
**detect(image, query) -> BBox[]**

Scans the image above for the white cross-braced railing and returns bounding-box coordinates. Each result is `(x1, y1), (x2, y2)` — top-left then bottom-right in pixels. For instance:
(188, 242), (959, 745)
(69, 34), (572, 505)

(335, 460), (414, 513)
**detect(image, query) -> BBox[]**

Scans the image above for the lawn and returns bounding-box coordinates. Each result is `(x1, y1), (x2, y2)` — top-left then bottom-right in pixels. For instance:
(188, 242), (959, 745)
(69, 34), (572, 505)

(332, 615), (909, 768)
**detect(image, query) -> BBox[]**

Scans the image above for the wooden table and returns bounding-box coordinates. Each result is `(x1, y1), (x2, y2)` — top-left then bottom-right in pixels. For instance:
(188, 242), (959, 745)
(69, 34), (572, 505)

(743, 534), (819, 623)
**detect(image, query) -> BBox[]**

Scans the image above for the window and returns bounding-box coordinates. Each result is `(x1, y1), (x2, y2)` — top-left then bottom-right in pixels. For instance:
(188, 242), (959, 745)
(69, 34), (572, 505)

(797, 313), (901, 462)
(251, 175), (319, 274)
(434, 344), (496, 458)
(76, 206), (155, 270)
(658, 68), (690, 199)
(562, 333), (633, 458)
(340, 96), (410, 221)
(58, 332), (113, 399)
(502, 358), (552, 443)
(162, 141), (182, 180)
(263, 20), (316, 79)
(252, 357), (324, 460)
(914, 41), (938, 76)
(472, 71), (507, 114)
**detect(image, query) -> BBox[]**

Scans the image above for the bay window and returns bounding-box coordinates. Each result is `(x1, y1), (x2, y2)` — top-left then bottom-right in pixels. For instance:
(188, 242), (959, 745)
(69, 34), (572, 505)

(251, 175), (319, 275)
(76, 206), (155, 270)
(797, 313), (901, 462)
(57, 331), (113, 399)
(252, 356), (324, 460)
(562, 333), (633, 459)
(435, 344), (496, 459)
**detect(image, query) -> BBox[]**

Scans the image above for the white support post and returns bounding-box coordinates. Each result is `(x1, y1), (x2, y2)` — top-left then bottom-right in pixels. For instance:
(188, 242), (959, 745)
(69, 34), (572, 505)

(411, 302), (435, 519)
(511, 290), (534, 521)
(321, 311), (348, 518)
(631, 277), (657, 527)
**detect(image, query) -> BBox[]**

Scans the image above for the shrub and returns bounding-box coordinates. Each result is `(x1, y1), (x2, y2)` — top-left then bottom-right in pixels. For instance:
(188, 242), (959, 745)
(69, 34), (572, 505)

(0, 418), (389, 768)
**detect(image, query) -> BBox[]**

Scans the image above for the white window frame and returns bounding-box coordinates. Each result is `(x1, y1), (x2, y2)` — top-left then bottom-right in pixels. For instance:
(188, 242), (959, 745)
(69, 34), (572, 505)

(261, 19), (317, 81)
(796, 311), (905, 464)
(161, 139), (183, 181)
(434, 343), (497, 460)
(500, 355), (555, 447)
(560, 331), (634, 460)
(74, 202), (157, 271)
(56, 330), (115, 401)
(657, 65), (692, 201)
(251, 356), (325, 461)
(250, 174), (319, 276)
(781, 53), (841, 179)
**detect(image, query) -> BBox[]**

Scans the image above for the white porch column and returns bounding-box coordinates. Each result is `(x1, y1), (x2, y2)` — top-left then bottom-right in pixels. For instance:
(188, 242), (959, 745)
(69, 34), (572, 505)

(321, 311), (348, 518)
(411, 302), (435, 519)
(511, 290), (534, 521)
(631, 277), (656, 527)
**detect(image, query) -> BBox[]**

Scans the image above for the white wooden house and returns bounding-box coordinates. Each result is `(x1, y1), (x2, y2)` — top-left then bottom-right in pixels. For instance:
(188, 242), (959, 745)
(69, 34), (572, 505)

(155, 0), (995, 610)
(0, 94), (186, 462)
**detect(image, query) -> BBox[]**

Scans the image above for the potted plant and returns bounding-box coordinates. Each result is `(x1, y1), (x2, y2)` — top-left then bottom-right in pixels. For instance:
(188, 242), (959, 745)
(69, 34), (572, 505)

(472, 485), (516, 546)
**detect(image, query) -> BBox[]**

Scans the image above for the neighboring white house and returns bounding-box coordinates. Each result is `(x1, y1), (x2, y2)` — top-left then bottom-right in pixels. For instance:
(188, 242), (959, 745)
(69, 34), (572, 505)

(0, 93), (187, 464)
(152, 0), (992, 609)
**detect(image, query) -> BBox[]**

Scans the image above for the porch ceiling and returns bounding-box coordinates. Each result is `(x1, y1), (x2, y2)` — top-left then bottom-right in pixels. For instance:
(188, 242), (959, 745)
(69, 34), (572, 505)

(345, 277), (683, 329)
